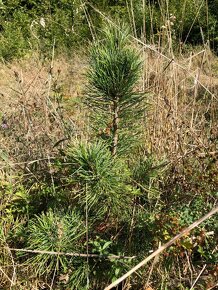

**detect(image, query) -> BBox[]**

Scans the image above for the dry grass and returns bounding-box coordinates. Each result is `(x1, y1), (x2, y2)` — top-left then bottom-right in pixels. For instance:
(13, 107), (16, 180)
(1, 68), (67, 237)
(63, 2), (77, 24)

(0, 53), (88, 177)
(0, 44), (218, 178)
(0, 39), (217, 289)
(142, 46), (218, 160)
(80, 0), (218, 167)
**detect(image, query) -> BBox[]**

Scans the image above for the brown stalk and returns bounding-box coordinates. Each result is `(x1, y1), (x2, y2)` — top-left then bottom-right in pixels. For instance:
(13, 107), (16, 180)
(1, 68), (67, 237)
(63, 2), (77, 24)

(104, 206), (218, 290)
(111, 99), (119, 157)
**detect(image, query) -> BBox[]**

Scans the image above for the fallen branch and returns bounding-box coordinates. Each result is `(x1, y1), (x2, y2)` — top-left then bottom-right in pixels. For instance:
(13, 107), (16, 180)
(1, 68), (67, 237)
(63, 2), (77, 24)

(5, 248), (136, 260)
(104, 206), (218, 290)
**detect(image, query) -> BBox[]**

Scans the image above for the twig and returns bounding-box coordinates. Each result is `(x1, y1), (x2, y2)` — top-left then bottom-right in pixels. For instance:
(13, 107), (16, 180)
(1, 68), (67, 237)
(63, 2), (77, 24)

(5, 248), (136, 260)
(104, 206), (218, 290)
(162, 58), (174, 72)
(190, 245), (217, 290)
(85, 182), (90, 288)
(145, 241), (161, 288)
(208, 284), (218, 290)
(4, 240), (17, 287)
(50, 257), (58, 290)
(183, 0), (205, 45)
(190, 264), (207, 290)
(0, 266), (15, 286)
(185, 250), (193, 285)
(0, 157), (56, 170)
(130, 0), (137, 38)
(80, 0), (96, 40)
(44, 38), (55, 131)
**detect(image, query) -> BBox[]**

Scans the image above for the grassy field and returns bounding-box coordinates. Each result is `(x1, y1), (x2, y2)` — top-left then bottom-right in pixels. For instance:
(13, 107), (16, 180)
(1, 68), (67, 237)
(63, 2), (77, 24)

(0, 3), (218, 289)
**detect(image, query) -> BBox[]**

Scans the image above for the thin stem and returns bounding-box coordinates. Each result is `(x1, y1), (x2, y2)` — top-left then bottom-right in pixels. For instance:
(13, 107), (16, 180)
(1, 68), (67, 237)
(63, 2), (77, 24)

(111, 100), (119, 156)
(5, 247), (135, 260)
(104, 206), (218, 290)
(85, 183), (89, 288)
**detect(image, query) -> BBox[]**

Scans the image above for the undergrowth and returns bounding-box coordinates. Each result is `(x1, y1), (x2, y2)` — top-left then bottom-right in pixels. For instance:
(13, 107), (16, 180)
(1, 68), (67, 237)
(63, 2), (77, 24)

(0, 9), (217, 290)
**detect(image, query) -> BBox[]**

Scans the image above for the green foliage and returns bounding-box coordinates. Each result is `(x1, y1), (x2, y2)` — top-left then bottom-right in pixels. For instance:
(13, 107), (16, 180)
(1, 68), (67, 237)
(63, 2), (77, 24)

(0, 1), (217, 286)
(131, 153), (167, 200)
(0, 0), (88, 59)
(0, 179), (30, 217)
(1, 0), (218, 59)
(26, 210), (86, 275)
(0, 9), (30, 59)
(86, 24), (143, 114)
(65, 140), (133, 217)
(86, 24), (145, 155)
(89, 236), (112, 256)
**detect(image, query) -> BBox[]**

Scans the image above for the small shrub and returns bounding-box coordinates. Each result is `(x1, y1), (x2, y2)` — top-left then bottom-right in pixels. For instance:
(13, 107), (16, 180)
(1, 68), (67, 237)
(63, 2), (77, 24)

(65, 140), (133, 218)
(26, 210), (86, 275)
(85, 23), (145, 156)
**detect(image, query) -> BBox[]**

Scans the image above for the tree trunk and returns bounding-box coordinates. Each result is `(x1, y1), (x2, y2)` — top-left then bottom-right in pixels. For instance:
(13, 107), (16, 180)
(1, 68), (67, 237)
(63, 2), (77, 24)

(111, 100), (119, 157)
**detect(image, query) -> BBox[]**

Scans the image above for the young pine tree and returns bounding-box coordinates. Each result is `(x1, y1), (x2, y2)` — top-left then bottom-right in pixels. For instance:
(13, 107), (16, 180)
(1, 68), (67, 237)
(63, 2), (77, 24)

(86, 24), (144, 156)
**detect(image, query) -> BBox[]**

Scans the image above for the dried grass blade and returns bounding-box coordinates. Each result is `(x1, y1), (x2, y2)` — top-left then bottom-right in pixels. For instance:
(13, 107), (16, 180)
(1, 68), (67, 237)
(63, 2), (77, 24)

(104, 206), (218, 290)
